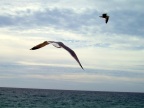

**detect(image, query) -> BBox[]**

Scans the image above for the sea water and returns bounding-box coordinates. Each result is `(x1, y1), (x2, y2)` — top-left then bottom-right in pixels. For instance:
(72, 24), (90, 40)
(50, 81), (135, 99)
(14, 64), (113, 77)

(0, 87), (144, 108)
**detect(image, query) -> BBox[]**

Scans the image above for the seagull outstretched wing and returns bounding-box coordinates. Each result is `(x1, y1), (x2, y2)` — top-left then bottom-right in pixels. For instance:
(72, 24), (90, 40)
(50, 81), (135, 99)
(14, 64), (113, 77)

(59, 42), (84, 70)
(30, 41), (84, 70)
(105, 16), (109, 23)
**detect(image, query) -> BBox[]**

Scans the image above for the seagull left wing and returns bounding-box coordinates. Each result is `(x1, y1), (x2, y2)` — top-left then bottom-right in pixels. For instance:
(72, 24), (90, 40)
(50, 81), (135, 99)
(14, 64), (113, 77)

(30, 41), (49, 50)
(61, 43), (84, 70)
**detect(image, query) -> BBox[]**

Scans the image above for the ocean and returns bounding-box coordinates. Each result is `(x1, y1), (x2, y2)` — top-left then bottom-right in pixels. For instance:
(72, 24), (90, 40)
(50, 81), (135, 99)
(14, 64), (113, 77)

(0, 87), (144, 108)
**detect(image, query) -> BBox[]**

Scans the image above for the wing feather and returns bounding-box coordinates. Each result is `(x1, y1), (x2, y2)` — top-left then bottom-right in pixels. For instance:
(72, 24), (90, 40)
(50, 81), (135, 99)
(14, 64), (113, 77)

(30, 41), (49, 50)
(105, 16), (109, 23)
(61, 43), (84, 70)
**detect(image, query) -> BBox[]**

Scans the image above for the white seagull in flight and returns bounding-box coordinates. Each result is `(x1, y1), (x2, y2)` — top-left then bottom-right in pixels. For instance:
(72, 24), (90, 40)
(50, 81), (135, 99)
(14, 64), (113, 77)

(30, 41), (84, 70)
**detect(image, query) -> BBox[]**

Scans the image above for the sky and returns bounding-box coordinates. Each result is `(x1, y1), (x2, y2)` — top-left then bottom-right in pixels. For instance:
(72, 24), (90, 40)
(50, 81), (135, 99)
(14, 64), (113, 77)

(0, 0), (144, 92)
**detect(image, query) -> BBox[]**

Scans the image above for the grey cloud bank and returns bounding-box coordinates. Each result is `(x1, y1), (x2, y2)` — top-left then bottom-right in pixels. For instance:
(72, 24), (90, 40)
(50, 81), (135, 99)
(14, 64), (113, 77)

(0, 7), (144, 36)
(0, 62), (144, 92)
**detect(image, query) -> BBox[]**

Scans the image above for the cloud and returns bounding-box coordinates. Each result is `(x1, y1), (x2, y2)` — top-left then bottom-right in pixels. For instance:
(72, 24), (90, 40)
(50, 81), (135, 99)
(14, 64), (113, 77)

(0, 0), (144, 20)
(0, 62), (144, 84)
(0, 7), (143, 51)
(0, 1), (144, 38)
(0, 6), (143, 35)
(25, 73), (144, 85)
(0, 33), (144, 72)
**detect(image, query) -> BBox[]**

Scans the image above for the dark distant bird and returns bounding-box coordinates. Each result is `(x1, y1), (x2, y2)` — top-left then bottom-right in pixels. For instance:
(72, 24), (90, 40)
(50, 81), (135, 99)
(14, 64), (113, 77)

(30, 41), (84, 70)
(99, 13), (109, 23)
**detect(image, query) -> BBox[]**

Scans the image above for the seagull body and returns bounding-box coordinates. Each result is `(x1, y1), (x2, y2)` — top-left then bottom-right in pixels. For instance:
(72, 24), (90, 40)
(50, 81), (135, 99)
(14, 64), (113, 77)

(30, 41), (84, 70)
(99, 13), (109, 23)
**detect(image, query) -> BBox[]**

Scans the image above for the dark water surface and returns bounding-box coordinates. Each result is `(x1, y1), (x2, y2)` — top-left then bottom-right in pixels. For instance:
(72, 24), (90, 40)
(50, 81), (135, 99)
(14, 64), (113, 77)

(0, 87), (144, 108)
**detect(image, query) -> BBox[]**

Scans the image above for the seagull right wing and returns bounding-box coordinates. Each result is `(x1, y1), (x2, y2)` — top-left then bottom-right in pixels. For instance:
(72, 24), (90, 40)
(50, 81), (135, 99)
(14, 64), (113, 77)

(105, 16), (109, 23)
(30, 41), (49, 50)
(61, 43), (84, 70)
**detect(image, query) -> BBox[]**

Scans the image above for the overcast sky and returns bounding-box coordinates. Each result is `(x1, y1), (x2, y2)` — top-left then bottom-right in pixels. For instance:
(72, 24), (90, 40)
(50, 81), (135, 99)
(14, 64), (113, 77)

(0, 0), (144, 92)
